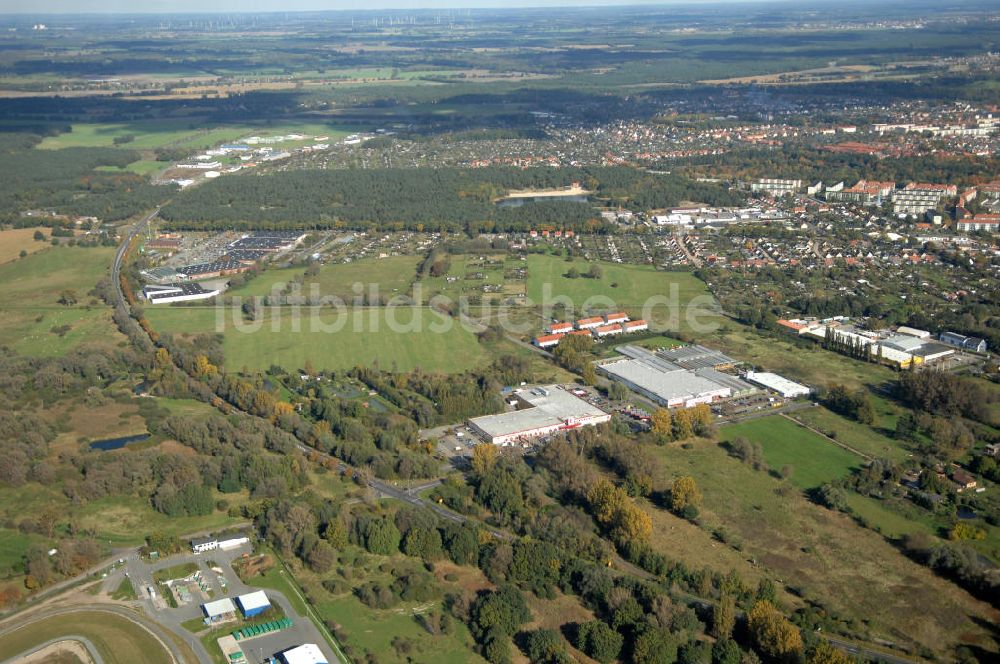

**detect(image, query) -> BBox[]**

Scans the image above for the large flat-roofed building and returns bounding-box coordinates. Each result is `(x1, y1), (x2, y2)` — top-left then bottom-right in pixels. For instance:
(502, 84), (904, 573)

(879, 336), (953, 362)
(826, 180), (895, 205)
(744, 372), (810, 399)
(940, 331), (987, 353)
(600, 345), (754, 408)
(896, 326), (931, 339)
(236, 590), (271, 618)
(600, 357), (731, 407)
(657, 344), (737, 371)
(750, 179), (802, 196)
(175, 260), (250, 280)
(280, 644), (329, 664)
(468, 385), (610, 446)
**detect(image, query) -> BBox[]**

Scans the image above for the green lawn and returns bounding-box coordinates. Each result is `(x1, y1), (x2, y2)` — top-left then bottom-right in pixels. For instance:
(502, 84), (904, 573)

(416, 254), (519, 303)
(0, 246), (122, 355)
(318, 594), (483, 664)
(36, 121), (211, 150)
(526, 255), (720, 331)
(0, 528), (48, 577)
(0, 483), (237, 550)
(0, 611), (176, 664)
(145, 306), (490, 374)
(111, 577), (138, 601)
(719, 415), (863, 489)
(245, 566), (309, 616)
(228, 256), (420, 300)
(97, 160), (172, 176)
(153, 562), (198, 583)
(708, 322), (897, 391)
(36, 121), (354, 151)
(154, 397), (220, 419)
(792, 407), (909, 462)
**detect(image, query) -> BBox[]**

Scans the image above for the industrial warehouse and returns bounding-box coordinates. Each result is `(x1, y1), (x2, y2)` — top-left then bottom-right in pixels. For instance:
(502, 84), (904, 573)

(598, 345), (758, 408)
(468, 385), (611, 445)
(777, 318), (959, 368)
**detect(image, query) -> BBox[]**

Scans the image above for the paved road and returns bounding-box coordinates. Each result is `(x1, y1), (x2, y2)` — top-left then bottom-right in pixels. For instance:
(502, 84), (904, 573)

(112, 544), (343, 664)
(824, 635), (917, 664)
(110, 221), (915, 664)
(112, 207), (161, 312)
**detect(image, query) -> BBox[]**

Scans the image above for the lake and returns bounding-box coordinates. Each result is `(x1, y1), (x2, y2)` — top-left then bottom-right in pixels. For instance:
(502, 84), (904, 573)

(89, 433), (151, 451)
(496, 194), (590, 207)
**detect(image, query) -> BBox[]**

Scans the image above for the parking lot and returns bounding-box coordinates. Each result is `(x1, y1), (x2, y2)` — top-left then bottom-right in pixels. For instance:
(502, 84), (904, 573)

(102, 543), (341, 664)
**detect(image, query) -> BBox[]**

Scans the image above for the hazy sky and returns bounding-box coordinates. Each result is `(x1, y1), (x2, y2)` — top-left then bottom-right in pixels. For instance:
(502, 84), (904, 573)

(4, 0), (729, 13)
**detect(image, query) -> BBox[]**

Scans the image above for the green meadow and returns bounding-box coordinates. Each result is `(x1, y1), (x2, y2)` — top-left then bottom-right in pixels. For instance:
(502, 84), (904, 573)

(0, 246), (123, 355)
(719, 414), (863, 489)
(145, 306), (490, 374)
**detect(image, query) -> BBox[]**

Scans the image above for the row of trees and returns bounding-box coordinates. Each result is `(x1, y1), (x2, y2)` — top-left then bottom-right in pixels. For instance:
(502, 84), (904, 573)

(651, 404), (714, 443)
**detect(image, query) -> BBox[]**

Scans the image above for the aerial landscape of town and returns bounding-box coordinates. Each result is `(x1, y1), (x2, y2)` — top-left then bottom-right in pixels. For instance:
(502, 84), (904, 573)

(0, 1), (999, 663)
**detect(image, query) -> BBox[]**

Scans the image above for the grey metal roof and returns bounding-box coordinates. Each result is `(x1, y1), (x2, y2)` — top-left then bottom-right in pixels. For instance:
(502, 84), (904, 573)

(468, 386), (608, 438)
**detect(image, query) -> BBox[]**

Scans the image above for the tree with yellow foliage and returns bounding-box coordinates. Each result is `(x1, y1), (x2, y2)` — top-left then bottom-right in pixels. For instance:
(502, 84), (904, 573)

(193, 354), (218, 378)
(747, 600), (803, 660)
(472, 443), (499, 479)
(670, 476), (702, 513)
(651, 408), (672, 442)
(273, 401), (295, 419)
(672, 408), (694, 440)
(587, 479), (652, 547)
(807, 641), (852, 664)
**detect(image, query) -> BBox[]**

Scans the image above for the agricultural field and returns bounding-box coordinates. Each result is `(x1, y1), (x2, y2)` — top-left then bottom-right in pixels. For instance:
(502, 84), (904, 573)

(526, 255), (721, 330)
(96, 159), (172, 176)
(0, 227), (51, 264)
(145, 306), (491, 374)
(417, 253), (526, 304)
(719, 414), (863, 489)
(0, 610), (176, 664)
(651, 439), (1000, 656)
(228, 255), (421, 300)
(0, 246), (123, 355)
(791, 406), (910, 462)
(36, 120), (218, 151)
(36, 120), (355, 152)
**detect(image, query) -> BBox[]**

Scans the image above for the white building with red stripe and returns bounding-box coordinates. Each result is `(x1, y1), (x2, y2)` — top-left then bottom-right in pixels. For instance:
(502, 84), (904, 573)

(576, 316), (605, 330)
(593, 323), (624, 338)
(604, 312), (629, 325)
(547, 322), (575, 334)
(533, 333), (564, 349)
(622, 319), (649, 333)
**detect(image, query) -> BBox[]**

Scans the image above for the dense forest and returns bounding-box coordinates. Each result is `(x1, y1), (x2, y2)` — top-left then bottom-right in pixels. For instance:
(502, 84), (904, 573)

(158, 166), (742, 232)
(0, 133), (168, 223)
(674, 145), (1000, 187)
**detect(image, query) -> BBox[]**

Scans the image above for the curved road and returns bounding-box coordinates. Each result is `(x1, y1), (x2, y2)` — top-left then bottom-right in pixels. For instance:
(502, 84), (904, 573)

(0, 605), (187, 664)
(111, 211), (918, 664)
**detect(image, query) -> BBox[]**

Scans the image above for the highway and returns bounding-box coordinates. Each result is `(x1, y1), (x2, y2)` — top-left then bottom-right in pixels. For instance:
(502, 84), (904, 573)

(112, 206), (161, 312)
